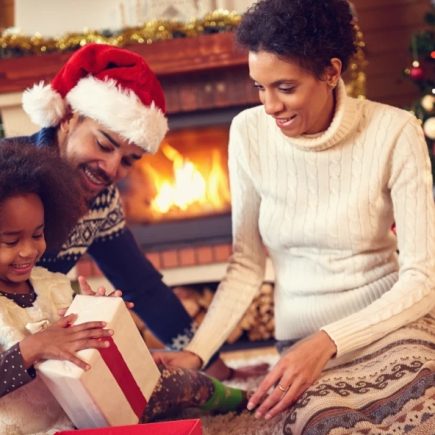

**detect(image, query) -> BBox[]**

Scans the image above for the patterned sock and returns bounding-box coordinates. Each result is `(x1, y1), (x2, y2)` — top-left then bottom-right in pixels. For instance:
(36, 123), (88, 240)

(200, 376), (247, 413)
(143, 366), (247, 422)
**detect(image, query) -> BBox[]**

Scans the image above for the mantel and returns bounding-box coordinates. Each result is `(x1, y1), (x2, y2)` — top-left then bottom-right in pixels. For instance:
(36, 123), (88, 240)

(0, 32), (259, 136)
(0, 32), (247, 91)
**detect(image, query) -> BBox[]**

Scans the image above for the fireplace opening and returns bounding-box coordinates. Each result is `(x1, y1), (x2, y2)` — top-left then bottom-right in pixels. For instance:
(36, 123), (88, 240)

(122, 124), (231, 224)
(118, 107), (248, 252)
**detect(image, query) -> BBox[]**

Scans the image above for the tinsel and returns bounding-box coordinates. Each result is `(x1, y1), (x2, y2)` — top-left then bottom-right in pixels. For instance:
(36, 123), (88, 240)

(346, 21), (367, 99)
(0, 10), (241, 58)
(0, 9), (367, 98)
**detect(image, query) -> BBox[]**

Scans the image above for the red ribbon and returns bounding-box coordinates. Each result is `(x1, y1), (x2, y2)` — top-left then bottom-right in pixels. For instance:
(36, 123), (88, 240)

(98, 336), (147, 419)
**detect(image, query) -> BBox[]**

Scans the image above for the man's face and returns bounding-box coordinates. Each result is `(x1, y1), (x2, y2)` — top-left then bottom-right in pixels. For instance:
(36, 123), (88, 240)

(58, 115), (145, 201)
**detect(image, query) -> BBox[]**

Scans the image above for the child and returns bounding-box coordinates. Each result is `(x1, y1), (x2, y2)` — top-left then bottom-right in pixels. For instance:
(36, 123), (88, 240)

(0, 139), (247, 434)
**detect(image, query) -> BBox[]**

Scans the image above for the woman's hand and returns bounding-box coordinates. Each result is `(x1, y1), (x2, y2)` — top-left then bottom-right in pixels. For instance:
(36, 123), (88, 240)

(248, 331), (336, 419)
(19, 313), (113, 370)
(78, 275), (134, 309)
(152, 350), (203, 370)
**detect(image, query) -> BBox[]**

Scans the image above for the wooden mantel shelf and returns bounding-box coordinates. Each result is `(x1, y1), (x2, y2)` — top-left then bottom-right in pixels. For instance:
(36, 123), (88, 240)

(0, 32), (249, 94)
(0, 31), (258, 135)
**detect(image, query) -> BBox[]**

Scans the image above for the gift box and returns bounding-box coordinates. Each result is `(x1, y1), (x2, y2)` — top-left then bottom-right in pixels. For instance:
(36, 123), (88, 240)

(37, 295), (161, 429)
(55, 418), (202, 435)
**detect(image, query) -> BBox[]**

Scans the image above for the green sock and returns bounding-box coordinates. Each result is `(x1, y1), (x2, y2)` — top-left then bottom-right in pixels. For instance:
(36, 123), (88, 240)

(200, 377), (247, 413)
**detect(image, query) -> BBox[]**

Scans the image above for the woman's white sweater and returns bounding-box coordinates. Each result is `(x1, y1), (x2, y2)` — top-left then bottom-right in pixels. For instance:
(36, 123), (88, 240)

(186, 80), (435, 365)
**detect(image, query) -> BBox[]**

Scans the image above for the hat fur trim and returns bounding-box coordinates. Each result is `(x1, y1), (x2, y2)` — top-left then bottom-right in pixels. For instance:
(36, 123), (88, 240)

(67, 76), (168, 153)
(22, 82), (66, 128)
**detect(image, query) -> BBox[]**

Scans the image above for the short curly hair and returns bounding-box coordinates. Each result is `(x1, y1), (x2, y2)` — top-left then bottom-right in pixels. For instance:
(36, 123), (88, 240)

(0, 138), (85, 250)
(236, 0), (357, 77)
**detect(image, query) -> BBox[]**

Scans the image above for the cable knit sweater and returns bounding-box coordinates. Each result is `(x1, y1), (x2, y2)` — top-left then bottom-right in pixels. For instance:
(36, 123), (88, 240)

(0, 267), (74, 434)
(186, 80), (435, 365)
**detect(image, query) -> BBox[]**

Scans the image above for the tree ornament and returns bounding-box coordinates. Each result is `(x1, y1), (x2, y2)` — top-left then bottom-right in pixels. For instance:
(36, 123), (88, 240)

(423, 117), (435, 139)
(421, 94), (435, 112)
(409, 65), (425, 80)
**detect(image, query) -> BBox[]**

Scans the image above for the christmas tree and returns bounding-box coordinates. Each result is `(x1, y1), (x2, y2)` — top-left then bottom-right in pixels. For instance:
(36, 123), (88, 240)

(404, 3), (435, 180)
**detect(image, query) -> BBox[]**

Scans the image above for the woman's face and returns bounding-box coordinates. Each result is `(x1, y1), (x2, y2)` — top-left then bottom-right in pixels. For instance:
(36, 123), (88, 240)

(249, 50), (340, 137)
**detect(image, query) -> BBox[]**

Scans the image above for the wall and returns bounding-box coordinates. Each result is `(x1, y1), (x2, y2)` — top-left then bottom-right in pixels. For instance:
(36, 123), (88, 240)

(353, 0), (431, 108)
(13, 0), (253, 36)
(14, 0), (138, 36)
(0, 0), (14, 30)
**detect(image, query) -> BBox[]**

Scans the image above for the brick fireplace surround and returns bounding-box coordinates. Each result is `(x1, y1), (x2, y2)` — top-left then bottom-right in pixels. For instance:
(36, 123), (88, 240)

(0, 32), (276, 347)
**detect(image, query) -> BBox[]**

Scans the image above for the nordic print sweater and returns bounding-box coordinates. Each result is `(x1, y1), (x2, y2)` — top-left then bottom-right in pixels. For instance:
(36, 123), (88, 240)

(186, 80), (435, 365)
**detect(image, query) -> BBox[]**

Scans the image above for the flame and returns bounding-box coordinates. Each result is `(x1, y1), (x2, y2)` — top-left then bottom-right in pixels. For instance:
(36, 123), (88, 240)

(152, 144), (206, 213)
(146, 143), (231, 219)
(122, 125), (232, 223)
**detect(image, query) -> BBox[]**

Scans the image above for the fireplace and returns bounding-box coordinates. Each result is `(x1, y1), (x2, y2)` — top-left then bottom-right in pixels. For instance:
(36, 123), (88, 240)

(0, 31), (275, 349)
(114, 108), (276, 350)
(64, 33), (275, 349)
(119, 107), (245, 252)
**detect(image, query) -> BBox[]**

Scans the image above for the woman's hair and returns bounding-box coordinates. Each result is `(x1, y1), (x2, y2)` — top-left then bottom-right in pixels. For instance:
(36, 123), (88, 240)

(236, 0), (357, 77)
(0, 138), (85, 250)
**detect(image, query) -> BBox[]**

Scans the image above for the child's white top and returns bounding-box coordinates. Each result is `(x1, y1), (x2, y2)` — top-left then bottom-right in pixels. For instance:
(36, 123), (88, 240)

(0, 267), (74, 434)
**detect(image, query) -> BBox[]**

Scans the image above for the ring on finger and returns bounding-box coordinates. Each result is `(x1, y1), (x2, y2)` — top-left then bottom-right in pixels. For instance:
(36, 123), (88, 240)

(278, 383), (289, 393)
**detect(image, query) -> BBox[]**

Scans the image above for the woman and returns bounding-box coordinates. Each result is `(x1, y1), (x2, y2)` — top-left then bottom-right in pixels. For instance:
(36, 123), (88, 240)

(155, 0), (435, 432)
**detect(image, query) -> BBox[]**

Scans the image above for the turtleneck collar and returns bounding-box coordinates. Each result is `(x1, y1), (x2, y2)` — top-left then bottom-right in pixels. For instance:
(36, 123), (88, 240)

(279, 78), (360, 152)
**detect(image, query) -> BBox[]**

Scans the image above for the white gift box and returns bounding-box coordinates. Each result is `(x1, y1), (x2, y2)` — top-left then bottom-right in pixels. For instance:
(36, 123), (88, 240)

(37, 295), (161, 429)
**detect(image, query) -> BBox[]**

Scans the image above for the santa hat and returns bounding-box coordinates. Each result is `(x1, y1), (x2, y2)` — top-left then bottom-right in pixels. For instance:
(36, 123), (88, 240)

(22, 43), (168, 154)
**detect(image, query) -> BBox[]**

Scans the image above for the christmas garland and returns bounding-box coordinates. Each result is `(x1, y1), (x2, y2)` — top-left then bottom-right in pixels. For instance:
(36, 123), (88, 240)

(0, 9), (367, 98)
(0, 10), (241, 58)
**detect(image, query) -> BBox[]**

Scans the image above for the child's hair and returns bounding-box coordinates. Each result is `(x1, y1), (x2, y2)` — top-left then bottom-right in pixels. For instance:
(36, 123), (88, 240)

(0, 138), (85, 249)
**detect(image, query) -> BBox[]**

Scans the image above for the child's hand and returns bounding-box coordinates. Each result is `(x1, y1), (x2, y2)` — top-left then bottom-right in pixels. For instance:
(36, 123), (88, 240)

(78, 276), (134, 309)
(152, 350), (203, 370)
(19, 313), (113, 370)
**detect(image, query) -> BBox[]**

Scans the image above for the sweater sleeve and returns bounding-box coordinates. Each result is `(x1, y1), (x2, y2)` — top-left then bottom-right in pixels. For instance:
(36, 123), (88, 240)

(186, 113), (267, 365)
(0, 344), (36, 398)
(322, 116), (435, 356)
(88, 227), (196, 349)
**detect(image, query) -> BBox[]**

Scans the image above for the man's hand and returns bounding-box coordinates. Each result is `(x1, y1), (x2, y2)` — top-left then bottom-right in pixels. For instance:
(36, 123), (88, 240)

(247, 331), (337, 420)
(19, 314), (113, 370)
(78, 275), (134, 309)
(152, 350), (203, 370)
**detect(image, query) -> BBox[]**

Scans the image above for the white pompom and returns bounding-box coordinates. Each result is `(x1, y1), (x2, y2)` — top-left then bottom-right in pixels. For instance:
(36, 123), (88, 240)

(22, 82), (66, 127)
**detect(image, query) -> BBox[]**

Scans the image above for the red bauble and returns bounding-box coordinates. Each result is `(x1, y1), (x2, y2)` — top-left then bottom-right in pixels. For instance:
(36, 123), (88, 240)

(409, 66), (425, 80)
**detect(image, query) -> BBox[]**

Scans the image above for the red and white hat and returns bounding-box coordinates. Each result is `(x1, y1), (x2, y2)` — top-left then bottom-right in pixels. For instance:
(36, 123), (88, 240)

(22, 43), (168, 154)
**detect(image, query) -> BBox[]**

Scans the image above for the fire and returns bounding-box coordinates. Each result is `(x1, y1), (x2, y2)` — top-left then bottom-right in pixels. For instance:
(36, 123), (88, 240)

(151, 143), (231, 216)
(123, 132), (231, 223)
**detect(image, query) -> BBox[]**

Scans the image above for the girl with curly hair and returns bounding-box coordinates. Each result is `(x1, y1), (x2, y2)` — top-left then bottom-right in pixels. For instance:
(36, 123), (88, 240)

(0, 140), (247, 434)
(156, 0), (435, 432)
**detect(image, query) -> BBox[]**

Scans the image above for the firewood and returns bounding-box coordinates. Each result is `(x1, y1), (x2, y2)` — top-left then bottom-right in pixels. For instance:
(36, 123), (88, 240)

(226, 325), (243, 344)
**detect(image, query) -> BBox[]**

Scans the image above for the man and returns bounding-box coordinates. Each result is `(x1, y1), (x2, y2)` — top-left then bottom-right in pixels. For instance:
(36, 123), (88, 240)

(6, 43), (250, 379)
